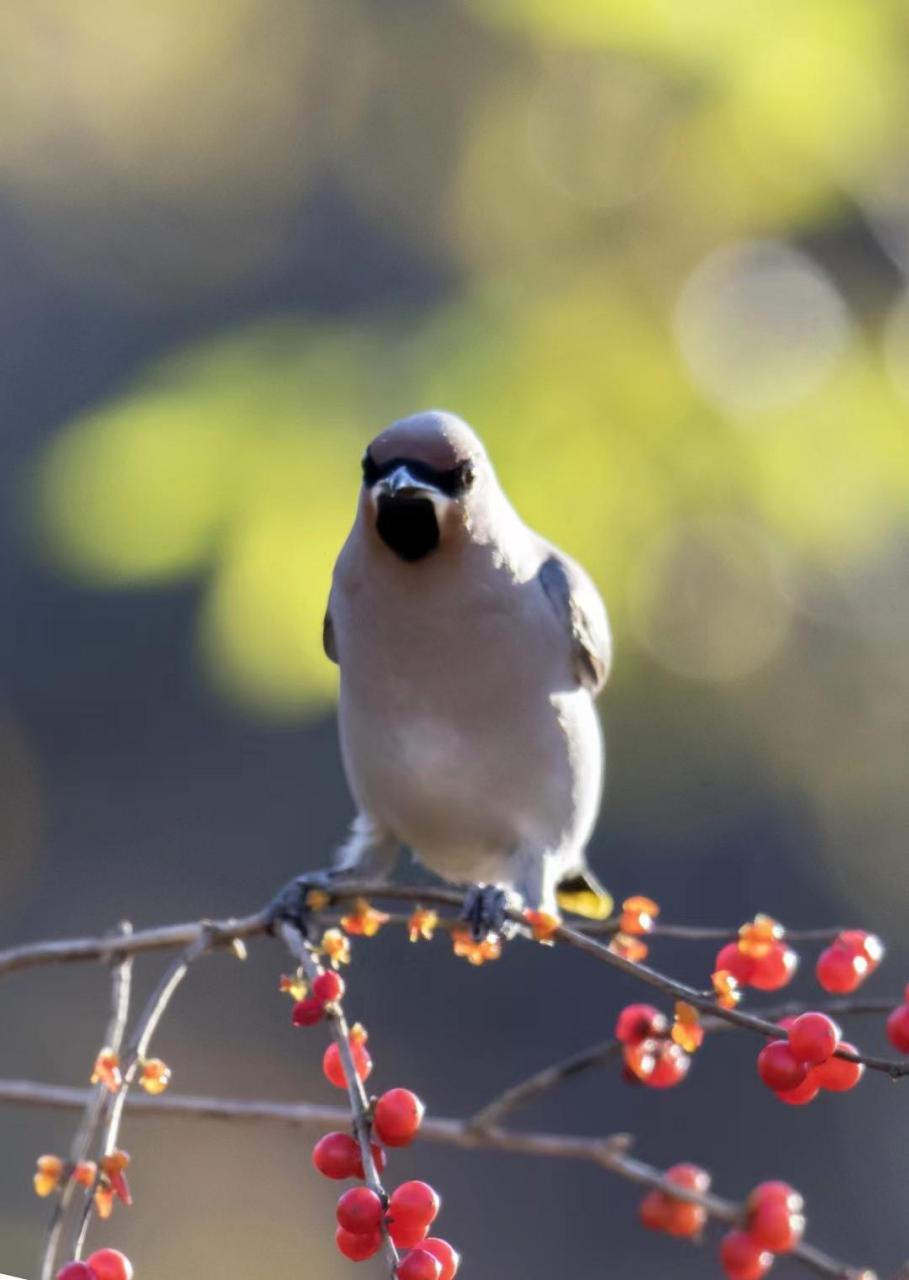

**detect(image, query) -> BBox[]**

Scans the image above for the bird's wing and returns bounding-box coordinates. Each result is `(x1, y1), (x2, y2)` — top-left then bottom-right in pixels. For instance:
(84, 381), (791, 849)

(322, 606), (339, 665)
(538, 552), (612, 694)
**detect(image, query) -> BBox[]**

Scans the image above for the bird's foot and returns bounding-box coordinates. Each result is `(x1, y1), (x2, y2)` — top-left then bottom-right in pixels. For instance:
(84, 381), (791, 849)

(266, 870), (340, 940)
(460, 884), (511, 942)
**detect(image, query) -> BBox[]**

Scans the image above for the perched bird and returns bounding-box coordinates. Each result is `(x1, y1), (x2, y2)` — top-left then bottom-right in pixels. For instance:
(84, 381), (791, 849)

(280, 409), (613, 935)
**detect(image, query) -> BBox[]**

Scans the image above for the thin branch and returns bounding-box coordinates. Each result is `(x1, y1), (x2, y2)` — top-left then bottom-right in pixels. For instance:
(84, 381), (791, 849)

(469, 996), (901, 1131)
(72, 932), (213, 1260)
(468, 1039), (623, 1131)
(279, 922), (399, 1273)
(551, 921), (909, 1078)
(40, 924), (134, 1280)
(1, 885), (904, 1077)
(0, 883), (851, 976)
(0, 1081), (875, 1280)
(0, 911), (269, 980)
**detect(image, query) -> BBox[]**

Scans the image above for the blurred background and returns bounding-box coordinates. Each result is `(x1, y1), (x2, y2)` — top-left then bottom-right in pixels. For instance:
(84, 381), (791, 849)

(1, 0), (908, 1275)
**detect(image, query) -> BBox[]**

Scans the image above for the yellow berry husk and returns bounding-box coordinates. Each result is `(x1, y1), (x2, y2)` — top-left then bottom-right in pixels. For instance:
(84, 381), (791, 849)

(140, 1058), (172, 1095)
(407, 908), (439, 942)
(609, 932), (649, 963)
(91, 1048), (123, 1093)
(33, 1155), (64, 1198)
(74, 1160), (97, 1187)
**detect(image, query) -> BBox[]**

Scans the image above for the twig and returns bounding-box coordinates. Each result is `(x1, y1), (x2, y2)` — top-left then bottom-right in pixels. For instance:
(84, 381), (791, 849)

(0, 911), (269, 980)
(279, 922), (399, 1273)
(0, 884), (853, 976)
(40, 924), (133, 1280)
(72, 932), (213, 1260)
(468, 1039), (623, 1131)
(0, 1080), (874, 1280)
(2, 885), (904, 1078)
(551, 921), (909, 1078)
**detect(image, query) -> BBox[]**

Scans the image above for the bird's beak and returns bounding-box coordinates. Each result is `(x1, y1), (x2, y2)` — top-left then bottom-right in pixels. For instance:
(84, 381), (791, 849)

(375, 464), (443, 502)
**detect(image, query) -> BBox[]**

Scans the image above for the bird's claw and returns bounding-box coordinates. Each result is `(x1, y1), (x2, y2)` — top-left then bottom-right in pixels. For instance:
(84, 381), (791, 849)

(460, 884), (509, 942)
(266, 870), (339, 939)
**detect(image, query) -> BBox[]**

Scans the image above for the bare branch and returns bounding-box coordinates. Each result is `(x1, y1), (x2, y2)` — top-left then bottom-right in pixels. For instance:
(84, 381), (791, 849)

(40, 924), (134, 1280)
(72, 931), (214, 1260)
(0, 1080), (874, 1280)
(2, 885), (904, 1078)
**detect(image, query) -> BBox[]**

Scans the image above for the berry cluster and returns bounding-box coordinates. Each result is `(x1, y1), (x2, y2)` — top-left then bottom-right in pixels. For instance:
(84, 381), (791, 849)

(720, 1182), (805, 1278)
(56, 1249), (133, 1280)
(291, 950), (459, 1277)
(616, 1003), (691, 1087)
(756, 1013), (863, 1104)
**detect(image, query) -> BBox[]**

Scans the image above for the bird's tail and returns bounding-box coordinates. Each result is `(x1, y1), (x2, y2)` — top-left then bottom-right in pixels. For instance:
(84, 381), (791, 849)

(556, 868), (613, 921)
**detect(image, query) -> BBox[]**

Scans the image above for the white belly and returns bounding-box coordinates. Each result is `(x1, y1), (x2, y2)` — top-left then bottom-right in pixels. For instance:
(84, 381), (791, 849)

(331, 533), (604, 882)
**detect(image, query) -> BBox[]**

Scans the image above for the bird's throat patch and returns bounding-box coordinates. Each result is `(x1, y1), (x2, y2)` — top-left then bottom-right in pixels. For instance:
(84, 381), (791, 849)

(376, 495), (440, 562)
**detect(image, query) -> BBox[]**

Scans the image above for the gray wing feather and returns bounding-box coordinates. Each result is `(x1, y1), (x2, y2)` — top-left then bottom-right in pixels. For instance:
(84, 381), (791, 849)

(538, 553), (611, 694)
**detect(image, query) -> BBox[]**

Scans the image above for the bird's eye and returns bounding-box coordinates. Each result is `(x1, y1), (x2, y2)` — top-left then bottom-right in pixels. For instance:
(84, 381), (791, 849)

(456, 460), (475, 492)
(361, 450), (380, 487)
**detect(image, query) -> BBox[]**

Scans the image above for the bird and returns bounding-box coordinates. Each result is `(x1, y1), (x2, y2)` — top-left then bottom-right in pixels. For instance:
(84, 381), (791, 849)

(277, 409), (613, 937)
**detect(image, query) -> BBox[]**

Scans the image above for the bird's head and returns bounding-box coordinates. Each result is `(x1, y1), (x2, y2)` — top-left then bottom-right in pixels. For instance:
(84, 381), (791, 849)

(359, 411), (489, 563)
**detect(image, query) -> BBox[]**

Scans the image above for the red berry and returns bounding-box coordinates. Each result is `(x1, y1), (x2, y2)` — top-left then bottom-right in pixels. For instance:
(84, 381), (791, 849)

(56, 1267), (96, 1280)
(715, 942), (758, 986)
(337, 1186), (384, 1235)
(355, 1142), (387, 1180)
(838, 930), (884, 969)
(387, 1181), (441, 1231)
(374, 1088), (425, 1147)
(336, 1226), (382, 1261)
(788, 1012), (841, 1065)
(667, 1162), (710, 1192)
(887, 1005), (909, 1053)
(323, 1041), (373, 1089)
(422, 1239), (461, 1280)
(313, 1131), (361, 1180)
(85, 1252), (132, 1280)
(397, 1250), (442, 1280)
(644, 1041), (690, 1088)
(813, 1042), (864, 1092)
(816, 945), (866, 994)
(615, 1003), (668, 1045)
(639, 1190), (671, 1231)
(313, 971), (345, 1003)
(719, 1230), (773, 1280)
(750, 1180), (803, 1211)
(292, 996), (325, 1027)
(639, 1164), (709, 1237)
(748, 1198), (805, 1252)
(757, 1040), (808, 1092)
(750, 941), (798, 991)
(389, 1219), (430, 1248)
(747, 1181), (805, 1252)
(775, 1075), (819, 1106)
